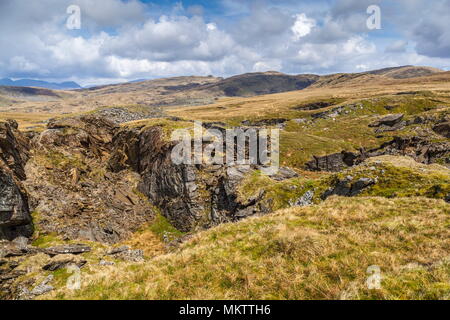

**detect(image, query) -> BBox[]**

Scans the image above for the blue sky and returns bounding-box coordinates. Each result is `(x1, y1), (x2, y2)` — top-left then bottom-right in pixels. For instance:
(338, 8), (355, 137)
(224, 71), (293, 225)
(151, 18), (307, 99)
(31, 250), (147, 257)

(0, 0), (449, 86)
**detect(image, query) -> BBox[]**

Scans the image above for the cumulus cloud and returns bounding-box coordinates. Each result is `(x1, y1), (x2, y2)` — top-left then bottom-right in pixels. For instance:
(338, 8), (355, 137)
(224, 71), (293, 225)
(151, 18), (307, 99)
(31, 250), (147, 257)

(291, 13), (316, 40)
(1, 0), (450, 85)
(385, 40), (408, 53)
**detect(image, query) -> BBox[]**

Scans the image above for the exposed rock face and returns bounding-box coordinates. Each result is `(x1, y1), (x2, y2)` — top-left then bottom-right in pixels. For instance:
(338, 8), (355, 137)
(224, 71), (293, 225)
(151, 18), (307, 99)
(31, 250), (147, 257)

(306, 135), (450, 172)
(370, 136), (449, 166)
(24, 115), (155, 244)
(109, 126), (270, 232)
(369, 114), (404, 127)
(292, 190), (314, 207)
(38, 115), (118, 158)
(95, 107), (162, 124)
(433, 122), (450, 138)
(0, 120), (30, 180)
(241, 118), (287, 127)
(0, 121), (33, 240)
(322, 177), (375, 199)
(369, 114), (406, 133)
(305, 151), (360, 172)
(0, 170), (32, 240)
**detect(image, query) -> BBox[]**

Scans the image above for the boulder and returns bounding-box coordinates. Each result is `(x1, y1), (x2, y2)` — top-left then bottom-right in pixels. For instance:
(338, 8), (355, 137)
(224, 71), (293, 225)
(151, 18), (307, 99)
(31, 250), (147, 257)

(30, 275), (53, 296)
(322, 177), (375, 199)
(44, 244), (91, 256)
(269, 167), (298, 181)
(42, 254), (87, 271)
(38, 115), (118, 157)
(369, 114), (404, 127)
(433, 122), (450, 138)
(305, 151), (360, 172)
(0, 168), (32, 239)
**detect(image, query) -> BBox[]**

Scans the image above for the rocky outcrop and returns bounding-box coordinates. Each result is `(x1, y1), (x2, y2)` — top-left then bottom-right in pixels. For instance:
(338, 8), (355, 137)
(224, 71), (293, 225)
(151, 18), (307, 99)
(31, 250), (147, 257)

(108, 126), (271, 232)
(369, 114), (405, 133)
(369, 136), (449, 165)
(0, 120), (33, 240)
(37, 115), (118, 158)
(241, 118), (287, 127)
(305, 151), (361, 172)
(433, 122), (450, 138)
(306, 135), (450, 172)
(25, 116), (155, 244)
(322, 177), (375, 199)
(369, 114), (404, 127)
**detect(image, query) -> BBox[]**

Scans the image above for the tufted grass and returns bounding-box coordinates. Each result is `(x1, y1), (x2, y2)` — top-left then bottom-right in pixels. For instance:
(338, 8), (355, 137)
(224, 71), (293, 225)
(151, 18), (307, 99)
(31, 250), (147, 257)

(45, 196), (449, 300)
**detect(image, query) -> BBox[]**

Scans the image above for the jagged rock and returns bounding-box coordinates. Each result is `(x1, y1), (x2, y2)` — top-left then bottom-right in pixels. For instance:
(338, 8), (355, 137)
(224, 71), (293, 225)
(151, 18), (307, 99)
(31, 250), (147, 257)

(31, 275), (53, 296)
(99, 260), (115, 266)
(374, 121), (406, 133)
(0, 120), (33, 240)
(106, 246), (130, 255)
(0, 168), (32, 240)
(109, 126), (269, 232)
(109, 248), (144, 262)
(25, 115), (155, 244)
(292, 190), (314, 207)
(0, 120), (30, 180)
(312, 107), (344, 119)
(44, 244), (91, 256)
(42, 254), (87, 271)
(305, 151), (360, 172)
(0, 270), (26, 282)
(12, 236), (29, 249)
(269, 167), (298, 181)
(433, 122), (450, 138)
(322, 177), (375, 199)
(295, 101), (334, 110)
(38, 115), (118, 157)
(293, 118), (308, 124)
(369, 114), (404, 127)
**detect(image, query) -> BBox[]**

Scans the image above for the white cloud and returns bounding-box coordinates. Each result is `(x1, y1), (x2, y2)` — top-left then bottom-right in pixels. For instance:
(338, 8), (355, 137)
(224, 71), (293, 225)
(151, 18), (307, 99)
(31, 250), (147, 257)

(292, 14), (316, 40)
(1, 0), (450, 84)
(385, 40), (408, 53)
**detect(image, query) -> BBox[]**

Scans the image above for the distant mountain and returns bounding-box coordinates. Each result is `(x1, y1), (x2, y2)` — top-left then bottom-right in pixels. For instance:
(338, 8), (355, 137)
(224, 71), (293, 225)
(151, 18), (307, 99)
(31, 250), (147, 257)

(366, 65), (444, 79)
(199, 71), (320, 97)
(0, 78), (82, 90)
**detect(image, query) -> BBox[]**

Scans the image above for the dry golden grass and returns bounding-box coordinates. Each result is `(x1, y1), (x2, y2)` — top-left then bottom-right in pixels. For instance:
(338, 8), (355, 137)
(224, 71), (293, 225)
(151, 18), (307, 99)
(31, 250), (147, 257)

(168, 73), (450, 123)
(0, 112), (57, 131)
(123, 231), (166, 259)
(46, 196), (450, 300)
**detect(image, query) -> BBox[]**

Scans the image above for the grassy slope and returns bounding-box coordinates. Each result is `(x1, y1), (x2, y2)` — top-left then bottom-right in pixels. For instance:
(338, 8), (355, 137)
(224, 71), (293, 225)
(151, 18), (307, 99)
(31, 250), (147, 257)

(237, 156), (450, 213)
(169, 81), (450, 169)
(48, 196), (449, 300)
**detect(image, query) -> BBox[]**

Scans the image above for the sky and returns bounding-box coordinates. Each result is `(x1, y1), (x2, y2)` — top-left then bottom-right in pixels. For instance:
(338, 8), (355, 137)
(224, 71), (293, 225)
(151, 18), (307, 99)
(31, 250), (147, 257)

(1, 0), (450, 86)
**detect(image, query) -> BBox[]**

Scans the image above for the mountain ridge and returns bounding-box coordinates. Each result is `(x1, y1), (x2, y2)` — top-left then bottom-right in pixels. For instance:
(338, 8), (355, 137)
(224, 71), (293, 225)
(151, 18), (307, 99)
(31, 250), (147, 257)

(0, 78), (82, 90)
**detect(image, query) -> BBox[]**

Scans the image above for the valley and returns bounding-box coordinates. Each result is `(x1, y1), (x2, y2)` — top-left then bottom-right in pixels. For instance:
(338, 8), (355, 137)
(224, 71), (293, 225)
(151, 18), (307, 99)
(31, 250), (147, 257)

(0, 66), (449, 300)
